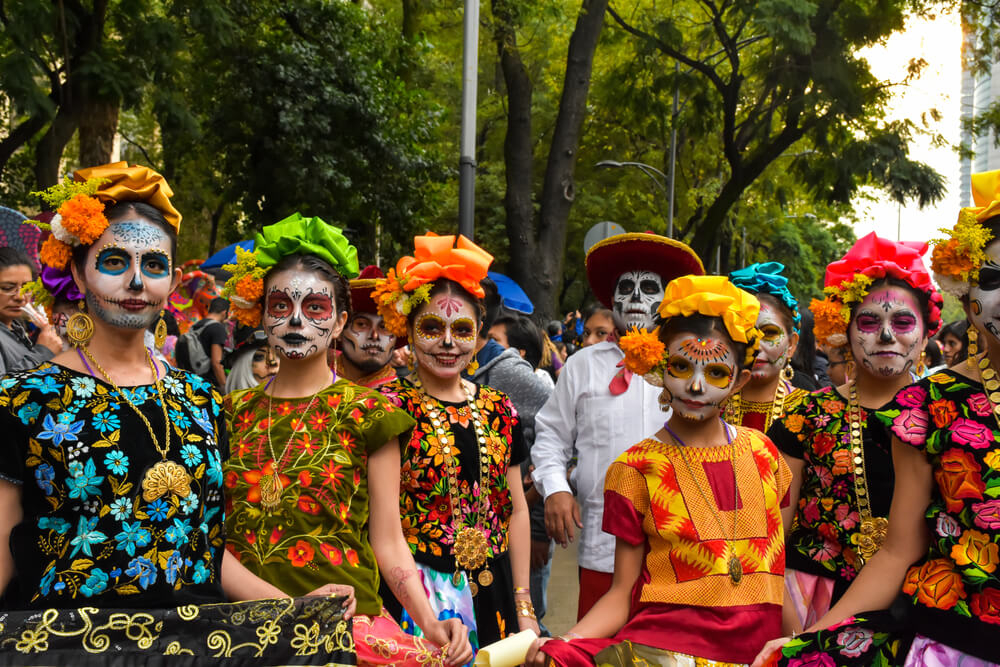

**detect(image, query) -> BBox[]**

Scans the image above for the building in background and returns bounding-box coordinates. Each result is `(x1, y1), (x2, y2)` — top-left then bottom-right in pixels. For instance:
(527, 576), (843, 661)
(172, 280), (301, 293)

(960, 23), (1000, 205)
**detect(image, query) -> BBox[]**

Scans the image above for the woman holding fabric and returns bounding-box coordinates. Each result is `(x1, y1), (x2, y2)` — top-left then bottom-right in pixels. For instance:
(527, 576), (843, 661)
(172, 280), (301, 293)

(223, 217), (472, 667)
(0, 162), (356, 663)
(726, 262), (808, 432)
(753, 171), (1000, 667)
(766, 233), (941, 634)
(374, 234), (536, 653)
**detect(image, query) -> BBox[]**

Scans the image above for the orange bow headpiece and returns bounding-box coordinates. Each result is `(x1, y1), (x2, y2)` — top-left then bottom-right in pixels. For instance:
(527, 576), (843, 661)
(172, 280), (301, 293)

(374, 233), (494, 337)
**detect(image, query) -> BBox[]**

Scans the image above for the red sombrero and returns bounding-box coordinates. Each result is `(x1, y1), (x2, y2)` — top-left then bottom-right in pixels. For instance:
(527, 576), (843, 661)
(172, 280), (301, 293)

(349, 265), (406, 348)
(585, 233), (705, 308)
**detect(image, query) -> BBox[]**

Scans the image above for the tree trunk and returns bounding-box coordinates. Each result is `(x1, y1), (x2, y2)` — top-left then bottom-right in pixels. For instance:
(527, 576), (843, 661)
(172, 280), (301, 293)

(506, 0), (609, 321)
(78, 96), (119, 168)
(0, 115), (48, 180)
(34, 105), (79, 192)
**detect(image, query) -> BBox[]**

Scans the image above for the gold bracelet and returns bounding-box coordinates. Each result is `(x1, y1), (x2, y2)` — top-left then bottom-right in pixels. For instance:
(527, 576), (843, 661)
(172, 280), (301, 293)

(514, 599), (536, 619)
(514, 586), (530, 594)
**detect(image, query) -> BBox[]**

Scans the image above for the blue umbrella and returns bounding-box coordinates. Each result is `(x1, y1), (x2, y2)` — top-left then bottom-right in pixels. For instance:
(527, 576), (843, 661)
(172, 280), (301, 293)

(489, 271), (533, 314)
(201, 240), (254, 270)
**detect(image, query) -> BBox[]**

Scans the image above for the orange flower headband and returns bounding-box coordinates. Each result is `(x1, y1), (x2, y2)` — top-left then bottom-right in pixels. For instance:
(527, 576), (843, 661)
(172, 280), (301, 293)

(620, 275), (762, 384)
(374, 233), (494, 338)
(930, 170), (1000, 297)
(32, 162), (180, 271)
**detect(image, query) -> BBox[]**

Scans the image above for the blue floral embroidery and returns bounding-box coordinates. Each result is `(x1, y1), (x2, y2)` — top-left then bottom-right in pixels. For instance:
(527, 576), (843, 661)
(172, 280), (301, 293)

(191, 560), (210, 584)
(179, 444), (202, 467)
(39, 566), (56, 595)
(179, 492), (199, 515)
(170, 409), (192, 429)
(146, 498), (170, 521)
(104, 450), (129, 475)
(205, 448), (223, 487)
(92, 412), (121, 433)
(125, 556), (157, 589)
(37, 413), (85, 445)
(165, 518), (193, 546)
(164, 551), (182, 584)
(17, 403), (40, 425)
(25, 375), (61, 395)
(80, 568), (109, 597)
(69, 377), (96, 398)
(115, 521), (152, 556)
(37, 516), (70, 534)
(67, 459), (103, 500)
(109, 497), (132, 521)
(69, 516), (107, 557)
(34, 463), (55, 495)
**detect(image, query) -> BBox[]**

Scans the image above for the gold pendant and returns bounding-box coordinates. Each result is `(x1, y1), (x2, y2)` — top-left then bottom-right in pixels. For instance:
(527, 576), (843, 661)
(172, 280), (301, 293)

(66, 310), (95, 347)
(141, 460), (193, 502)
(154, 316), (168, 349)
(477, 569), (493, 587)
(453, 526), (489, 571)
(728, 555), (743, 585)
(259, 473), (284, 512)
(452, 571), (464, 587)
(469, 581), (478, 597)
(856, 517), (889, 561)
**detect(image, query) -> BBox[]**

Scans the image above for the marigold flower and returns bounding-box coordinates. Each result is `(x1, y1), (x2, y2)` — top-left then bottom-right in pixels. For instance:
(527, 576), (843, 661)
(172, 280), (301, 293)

(620, 328), (666, 376)
(234, 274), (264, 302)
(810, 297), (849, 347)
(39, 235), (73, 270)
(57, 194), (108, 245)
(231, 304), (262, 328)
(373, 271), (409, 338)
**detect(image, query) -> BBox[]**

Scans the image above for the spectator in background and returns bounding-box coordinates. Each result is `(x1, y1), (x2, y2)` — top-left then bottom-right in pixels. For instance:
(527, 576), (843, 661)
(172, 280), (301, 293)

(0, 247), (62, 375)
(789, 308), (819, 390)
(578, 305), (624, 348)
(919, 338), (944, 376)
(489, 313), (554, 389)
(936, 318), (968, 366)
(176, 296), (230, 387)
(225, 326), (279, 393)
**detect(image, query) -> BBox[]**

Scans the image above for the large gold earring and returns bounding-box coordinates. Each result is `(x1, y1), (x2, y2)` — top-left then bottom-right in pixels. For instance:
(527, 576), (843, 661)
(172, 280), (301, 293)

(66, 301), (94, 348)
(466, 357), (479, 374)
(782, 365), (795, 381)
(658, 387), (672, 411)
(968, 324), (979, 368)
(154, 312), (168, 349)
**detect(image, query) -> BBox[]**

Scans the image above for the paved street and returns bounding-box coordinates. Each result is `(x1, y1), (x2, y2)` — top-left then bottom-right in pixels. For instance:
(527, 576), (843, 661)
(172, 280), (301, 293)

(540, 540), (579, 636)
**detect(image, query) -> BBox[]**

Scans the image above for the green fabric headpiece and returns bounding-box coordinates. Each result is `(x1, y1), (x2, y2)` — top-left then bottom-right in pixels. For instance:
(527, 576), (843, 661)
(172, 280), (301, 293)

(254, 213), (360, 279)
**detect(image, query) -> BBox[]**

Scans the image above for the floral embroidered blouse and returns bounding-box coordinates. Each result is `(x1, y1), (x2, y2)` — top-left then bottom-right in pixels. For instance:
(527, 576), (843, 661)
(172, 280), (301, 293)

(224, 379), (414, 617)
(0, 363), (227, 609)
(768, 386), (892, 595)
(875, 370), (1000, 661)
(378, 379), (528, 573)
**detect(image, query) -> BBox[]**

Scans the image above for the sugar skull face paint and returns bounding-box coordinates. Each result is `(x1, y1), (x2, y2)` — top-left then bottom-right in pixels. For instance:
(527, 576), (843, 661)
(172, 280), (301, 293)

(81, 219), (174, 330)
(264, 270), (344, 361)
(613, 270), (664, 331)
(662, 330), (739, 421)
(341, 312), (396, 374)
(969, 239), (1000, 345)
(848, 283), (926, 379)
(752, 301), (798, 383)
(409, 293), (479, 379)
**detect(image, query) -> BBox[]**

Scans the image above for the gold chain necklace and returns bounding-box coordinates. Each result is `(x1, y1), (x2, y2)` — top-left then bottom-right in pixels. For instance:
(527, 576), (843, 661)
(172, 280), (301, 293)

(847, 381), (887, 564)
(260, 374), (331, 513)
(665, 420), (743, 585)
(80, 346), (191, 502)
(412, 375), (493, 595)
(975, 354), (1000, 432)
(725, 378), (789, 431)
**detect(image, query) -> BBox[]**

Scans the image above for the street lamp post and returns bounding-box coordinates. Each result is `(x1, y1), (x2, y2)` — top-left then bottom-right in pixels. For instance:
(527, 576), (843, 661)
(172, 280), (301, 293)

(596, 160), (674, 238)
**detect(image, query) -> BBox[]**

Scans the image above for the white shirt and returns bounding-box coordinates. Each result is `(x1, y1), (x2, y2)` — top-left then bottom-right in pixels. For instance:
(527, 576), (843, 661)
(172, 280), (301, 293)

(531, 341), (664, 572)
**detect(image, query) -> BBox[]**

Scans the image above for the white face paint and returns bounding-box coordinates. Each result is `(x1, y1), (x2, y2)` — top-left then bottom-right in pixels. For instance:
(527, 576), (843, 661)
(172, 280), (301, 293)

(409, 292), (479, 379)
(848, 284), (926, 379)
(969, 239), (1000, 345)
(751, 300), (796, 383)
(342, 312), (396, 374)
(613, 270), (664, 331)
(662, 330), (739, 421)
(264, 270), (342, 361)
(83, 219), (173, 330)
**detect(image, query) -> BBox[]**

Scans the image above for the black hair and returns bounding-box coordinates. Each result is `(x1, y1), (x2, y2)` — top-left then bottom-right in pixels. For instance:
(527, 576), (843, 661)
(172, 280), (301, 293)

(581, 304), (625, 338)
(71, 201), (179, 274)
(923, 339), (943, 367)
(546, 320), (563, 338)
(936, 319), (969, 365)
(791, 307), (816, 379)
(656, 313), (754, 371)
(479, 276), (503, 337)
(208, 297), (230, 314)
(265, 253), (352, 319)
(408, 279), (486, 325)
(494, 313), (544, 369)
(0, 247), (34, 274)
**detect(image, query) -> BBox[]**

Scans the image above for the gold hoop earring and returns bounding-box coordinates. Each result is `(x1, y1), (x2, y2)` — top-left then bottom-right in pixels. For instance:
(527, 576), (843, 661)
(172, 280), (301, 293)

(968, 324), (979, 368)
(781, 364), (795, 381)
(154, 312), (168, 349)
(66, 301), (94, 348)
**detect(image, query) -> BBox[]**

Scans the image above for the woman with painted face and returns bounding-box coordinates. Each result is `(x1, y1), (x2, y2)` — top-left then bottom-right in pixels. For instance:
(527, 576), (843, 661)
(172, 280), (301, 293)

(524, 275), (791, 667)
(222, 216), (472, 667)
(224, 326), (279, 393)
(374, 233), (536, 654)
(0, 163), (359, 663)
(752, 176), (1000, 667)
(727, 262), (809, 432)
(764, 233), (941, 637)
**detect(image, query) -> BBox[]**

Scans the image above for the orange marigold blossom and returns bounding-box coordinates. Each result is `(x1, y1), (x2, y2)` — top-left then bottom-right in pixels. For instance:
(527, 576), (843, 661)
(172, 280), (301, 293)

(372, 272), (408, 338)
(39, 236), (72, 270)
(931, 238), (974, 279)
(234, 274), (264, 302)
(810, 297), (849, 346)
(231, 303), (262, 328)
(620, 328), (666, 376)
(903, 558), (966, 610)
(57, 193), (108, 245)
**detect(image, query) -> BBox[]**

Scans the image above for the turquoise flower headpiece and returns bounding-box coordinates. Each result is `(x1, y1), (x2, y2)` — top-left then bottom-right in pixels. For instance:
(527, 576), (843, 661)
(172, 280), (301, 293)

(729, 261), (800, 334)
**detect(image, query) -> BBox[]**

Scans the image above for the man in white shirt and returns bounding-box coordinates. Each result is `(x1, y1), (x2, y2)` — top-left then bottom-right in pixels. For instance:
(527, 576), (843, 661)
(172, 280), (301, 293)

(531, 232), (703, 619)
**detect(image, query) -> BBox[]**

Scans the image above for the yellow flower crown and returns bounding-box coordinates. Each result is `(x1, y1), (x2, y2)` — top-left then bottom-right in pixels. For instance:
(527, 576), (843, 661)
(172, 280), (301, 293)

(372, 270), (431, 339)
(930, 203), (997, 298)
(620, 275), (762, 383)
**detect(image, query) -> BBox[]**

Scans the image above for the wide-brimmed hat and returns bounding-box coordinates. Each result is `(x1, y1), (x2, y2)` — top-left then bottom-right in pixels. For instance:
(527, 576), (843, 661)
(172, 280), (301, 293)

(585, 232), (704, 308)
(350, 265), (385, 314)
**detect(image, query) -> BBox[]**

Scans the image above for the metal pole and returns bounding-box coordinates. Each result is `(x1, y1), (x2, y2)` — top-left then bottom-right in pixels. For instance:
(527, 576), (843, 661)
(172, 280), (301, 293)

(667, 61), (679, 239)
(458, 0), (480, 239)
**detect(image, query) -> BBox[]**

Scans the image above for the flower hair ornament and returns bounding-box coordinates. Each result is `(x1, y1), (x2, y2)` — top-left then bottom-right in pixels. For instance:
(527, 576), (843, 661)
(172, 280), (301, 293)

(222, 213), (360, 327)
(373, 232), (494, 338)
(810, 232), (943, 348)
(729, 261), (801, 333)
(619, 275), (762, 386)
(930, 170), (1000, 297)
(32, 162), (181, 272)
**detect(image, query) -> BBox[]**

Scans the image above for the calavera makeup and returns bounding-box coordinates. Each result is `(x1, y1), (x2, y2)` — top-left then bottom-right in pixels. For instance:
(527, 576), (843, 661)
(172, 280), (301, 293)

(613, 270), (664, 331)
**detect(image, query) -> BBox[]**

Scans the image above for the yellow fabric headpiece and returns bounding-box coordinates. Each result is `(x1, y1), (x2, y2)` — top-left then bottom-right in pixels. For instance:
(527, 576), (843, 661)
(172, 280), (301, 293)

(619, 275), (762, 378)
(74, 161), (181, 231)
